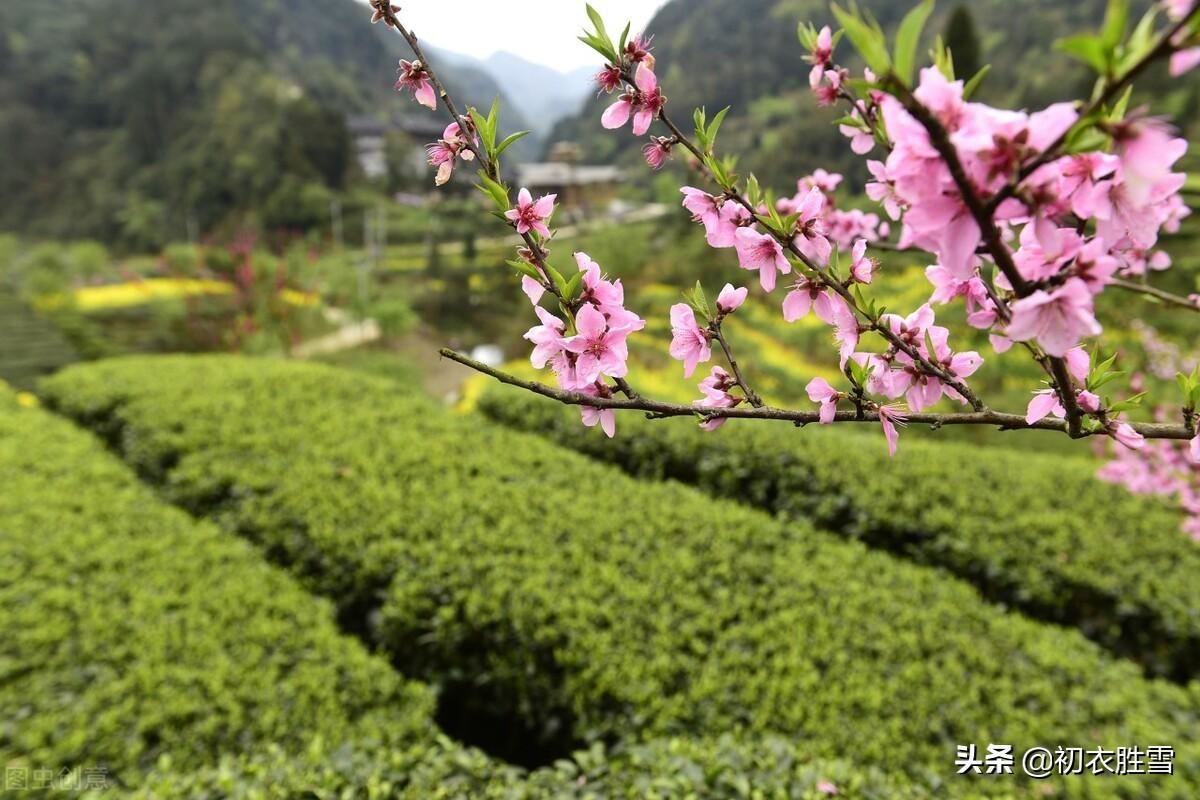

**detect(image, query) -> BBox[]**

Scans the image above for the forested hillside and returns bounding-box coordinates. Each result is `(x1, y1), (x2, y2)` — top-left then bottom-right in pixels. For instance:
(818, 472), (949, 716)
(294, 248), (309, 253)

(0, 0), (528, 248)
(548, 0), (1199, 190)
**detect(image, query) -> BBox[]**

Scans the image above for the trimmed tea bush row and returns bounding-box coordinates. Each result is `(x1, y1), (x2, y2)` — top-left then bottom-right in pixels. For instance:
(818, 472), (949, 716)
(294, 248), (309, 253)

(0, 388), (435, 788)
(479, 384), (1200, 681)
(42, 356), (1200, 797)
(0, 388), (930, 798)
(141, 735), (926, 800)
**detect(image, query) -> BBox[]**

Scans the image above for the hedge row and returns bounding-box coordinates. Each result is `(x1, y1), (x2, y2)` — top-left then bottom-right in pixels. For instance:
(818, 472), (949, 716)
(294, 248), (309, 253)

(479, 384), (1200, 682)
(0, 387), (933, 799)
(0, 388), (435, 788)
(41, 356), (1200, 797)
(141, 735), (925, 800)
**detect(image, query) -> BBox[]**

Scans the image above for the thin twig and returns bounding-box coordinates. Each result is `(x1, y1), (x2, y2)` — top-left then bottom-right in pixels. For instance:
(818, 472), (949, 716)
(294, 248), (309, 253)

(1111, 278), (1200, 311)
(440, 348), (1195, 440)
(710, 321), (762, 407)
(380, 5), (641, 400)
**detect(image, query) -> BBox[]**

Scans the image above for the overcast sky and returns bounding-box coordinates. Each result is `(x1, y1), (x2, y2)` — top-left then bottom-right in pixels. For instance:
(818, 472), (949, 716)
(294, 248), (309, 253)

(384, 1), (671, 72)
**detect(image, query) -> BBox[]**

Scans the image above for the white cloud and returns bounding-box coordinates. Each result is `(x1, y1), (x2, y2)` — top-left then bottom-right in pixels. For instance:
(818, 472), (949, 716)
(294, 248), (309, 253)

(382, 1), (670, 72)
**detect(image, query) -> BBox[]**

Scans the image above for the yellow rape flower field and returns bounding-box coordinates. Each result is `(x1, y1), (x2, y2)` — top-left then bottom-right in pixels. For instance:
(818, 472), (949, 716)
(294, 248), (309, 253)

(33, 278), (319, 313)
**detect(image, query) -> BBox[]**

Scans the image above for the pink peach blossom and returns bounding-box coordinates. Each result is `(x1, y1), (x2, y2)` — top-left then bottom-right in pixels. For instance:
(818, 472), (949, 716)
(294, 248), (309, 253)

(695, 366), (741, 431)
(782, 276), (849, 325)
(425, 122), (475, 186)
(643, 137), (673, 169)
(505, 188), (557, 237)
(524, 307), (566, 369)
(395, 59), (436, 110)
(1026, 390), (1065, 425)
(716, 284), (748, 315)
(1007, 278), (1102, 357)
(668, 303), (711, 378)
(1110, 421), (1145, 451)
(564, 304), (631, 384)
(806, 377), (840, 423)
(734, 228), (791, 292)
(878, 405), (907, 457)
(577, 383), (616, 438)
(848, 239), (876, 283)
(1171, 47), (1200, 76)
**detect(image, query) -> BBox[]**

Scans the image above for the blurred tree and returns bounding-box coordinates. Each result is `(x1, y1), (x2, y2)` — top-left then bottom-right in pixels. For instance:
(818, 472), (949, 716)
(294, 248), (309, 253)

(943, 5), (982, 84)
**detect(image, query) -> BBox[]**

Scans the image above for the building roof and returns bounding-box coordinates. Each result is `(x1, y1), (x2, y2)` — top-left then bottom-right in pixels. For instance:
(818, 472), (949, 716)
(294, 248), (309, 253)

(345, 114), (446, 139)
(516, 162), (624, 187)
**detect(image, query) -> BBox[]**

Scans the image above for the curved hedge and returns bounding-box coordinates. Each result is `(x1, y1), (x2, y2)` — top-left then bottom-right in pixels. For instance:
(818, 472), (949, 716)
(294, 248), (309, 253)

(479, 384), (1200, 682)
(41, 356), (1200, 798)
(0, 388), (436, 788)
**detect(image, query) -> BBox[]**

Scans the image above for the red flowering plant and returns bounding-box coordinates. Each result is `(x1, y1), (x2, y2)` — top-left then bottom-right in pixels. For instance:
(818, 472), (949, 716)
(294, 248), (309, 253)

(367, 0), (1200, 533)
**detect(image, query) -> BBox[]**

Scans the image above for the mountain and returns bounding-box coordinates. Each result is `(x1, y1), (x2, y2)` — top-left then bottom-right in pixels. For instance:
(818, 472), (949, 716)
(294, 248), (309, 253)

(430, 49), (594, 141)
(547, 0), (1199, 192)
(479, 53), (594, 137)
(0, 0), (532, 248)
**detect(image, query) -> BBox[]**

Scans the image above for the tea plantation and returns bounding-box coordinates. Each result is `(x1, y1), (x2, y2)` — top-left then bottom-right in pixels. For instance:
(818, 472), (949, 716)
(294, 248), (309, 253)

(0, 381), (927, 798)
(28, 355), (1200, 798)
(478, 385), (1200, 681)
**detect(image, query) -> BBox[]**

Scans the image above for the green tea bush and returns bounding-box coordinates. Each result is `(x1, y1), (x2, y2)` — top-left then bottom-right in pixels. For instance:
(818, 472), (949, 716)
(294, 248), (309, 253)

(0, 388), (435, 787)
(139, 735), (925, 800)
(41, 356), (1200, 797)
(479, 384), (1200, 682)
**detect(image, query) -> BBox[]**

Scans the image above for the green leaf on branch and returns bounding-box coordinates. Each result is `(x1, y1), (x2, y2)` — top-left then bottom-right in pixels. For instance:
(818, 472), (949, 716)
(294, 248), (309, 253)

(1107, 392), (1145, 414)
(545, 263), (570, 299)
(693, 107), (709, 151)
(962, 64), (991, 99)
(564, 270), (586, 300)
(745, 174), (762, 207)
(851, 285), (878, 319)
(579, 33), (617, 62)
(586, 4), (610, 42)
(923, 328), (939, 364)
(1056, 34), (1109, 73)
(1108, 85), (1133, 121)
(1100, 0), (1129, 55)
(468, 104), (498, 155)
(582, 4), (618, 62)
(496, 131), (530, 158)
(847, 356), (874, 387)
(476, 171), (510, 211)
(893, 0), (934, 87)
(1179, 367), (1200, 409)
(683, 280), (711, 320)
(506, 258), (542, 282)
(798, 21), (817, 50)
(1117, 7), (1160, 72)
(1086, 352), (1124, 392)
(930, 35), (955, 79)
(706, 106), (731, 152)
(831, 3), (891, 76)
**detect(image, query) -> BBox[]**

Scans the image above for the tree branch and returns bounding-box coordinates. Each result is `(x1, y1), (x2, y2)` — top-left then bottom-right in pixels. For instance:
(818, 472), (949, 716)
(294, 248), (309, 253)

(986, 3), (1200, 214)
(647, 96), (988, 412)
(1111, 278), (1200, 311)
(378, 4), (641, 400)
(890, 82), (1086, 436)
(440, 348), (1195, 440)
(710, 321), (762, 407)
